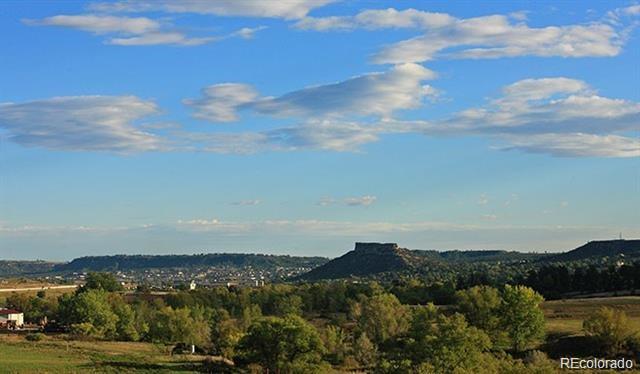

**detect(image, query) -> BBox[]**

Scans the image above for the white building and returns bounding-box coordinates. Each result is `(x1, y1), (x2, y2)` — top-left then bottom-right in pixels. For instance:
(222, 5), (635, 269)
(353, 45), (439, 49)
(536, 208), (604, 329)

(0, 308), (24, 328)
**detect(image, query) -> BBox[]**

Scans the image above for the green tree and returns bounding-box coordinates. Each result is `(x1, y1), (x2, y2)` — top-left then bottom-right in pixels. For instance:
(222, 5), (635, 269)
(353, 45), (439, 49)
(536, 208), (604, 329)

(60, 289), (118, 339)
(405, 307), (492, 373)
(110, 296), (140, 341)
(455, 285), (506, 345)
(210, 308), (242, 358)
(353, 332), (378, 368)
(237, 315), (326, 373)
(424, 314), (492, 373)
(583, 307), (636, 355)
(148, 306), (211, 348)
(83, 272), (123, 292)
(322, 325), (348, 364)
(357, 293), (409, 345)
(274, 294), (303, 316)
(499, 285), (545, 352)
(241, 303), (262, 330)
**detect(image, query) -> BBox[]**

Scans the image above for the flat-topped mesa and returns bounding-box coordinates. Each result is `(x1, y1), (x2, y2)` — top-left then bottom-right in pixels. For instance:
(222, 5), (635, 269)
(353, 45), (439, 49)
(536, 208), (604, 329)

(354, 242), (400, 254)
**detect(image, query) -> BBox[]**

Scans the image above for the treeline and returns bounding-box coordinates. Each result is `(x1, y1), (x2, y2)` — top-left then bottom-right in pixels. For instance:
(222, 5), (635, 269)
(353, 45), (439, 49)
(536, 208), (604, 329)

(523, 263), (640, 298)
(0, 260), (56, 276)
(4, 272), (639, 372)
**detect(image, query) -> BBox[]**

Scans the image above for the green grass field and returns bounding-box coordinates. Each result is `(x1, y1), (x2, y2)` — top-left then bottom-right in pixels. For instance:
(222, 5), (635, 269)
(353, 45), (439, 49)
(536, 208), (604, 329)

(543, 296), (640, 336)
(0, 335), (211, 373)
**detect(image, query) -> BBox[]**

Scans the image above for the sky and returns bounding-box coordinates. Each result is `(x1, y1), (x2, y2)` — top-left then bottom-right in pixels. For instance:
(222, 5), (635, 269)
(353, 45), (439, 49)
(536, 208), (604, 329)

(1, 1), (639, 260)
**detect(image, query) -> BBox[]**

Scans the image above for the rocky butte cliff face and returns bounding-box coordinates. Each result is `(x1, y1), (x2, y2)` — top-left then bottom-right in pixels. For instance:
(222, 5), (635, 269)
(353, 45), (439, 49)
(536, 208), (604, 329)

(300, 242), (420, 280)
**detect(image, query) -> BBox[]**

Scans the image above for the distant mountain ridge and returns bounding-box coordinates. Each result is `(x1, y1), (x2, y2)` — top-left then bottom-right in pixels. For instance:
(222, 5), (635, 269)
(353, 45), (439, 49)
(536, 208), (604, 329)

(548, 239), (640, 262)
(3, 239), (638, 279)
(54, 253), (328, 273)
(0, 260), (57, 276)
(298, 239), (640, 280)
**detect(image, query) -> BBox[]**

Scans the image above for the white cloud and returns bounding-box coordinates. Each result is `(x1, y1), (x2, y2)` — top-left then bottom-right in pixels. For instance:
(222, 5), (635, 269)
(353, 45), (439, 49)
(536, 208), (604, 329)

(25, 14), (161, 34)
(183, 83), (259, 122)
(180, 77), (639, 158)
(108, 32), (217, 46)
(623, 5), (640, 15)
(295, 8), (626, 63)
(231, 26), (268, 39)
(90, 0), (336, 20)
(185, 63), (437, 122)
(606, 4), (640, 23)
(178, 120), (391, 154)
(295, 8), (456, 30)
(428, 77), (640, 157)
(0, 96), (165, 152)
(440, 77), (640, 134)
(498, 133), (640, 158)
(344, 195), (377, 206)
(231, 199), (262, 206)
(25, 14), (221, 46)
(375, 18), (621, 63)
(317, 195), (377, 207)
(477, 194), (489, 205)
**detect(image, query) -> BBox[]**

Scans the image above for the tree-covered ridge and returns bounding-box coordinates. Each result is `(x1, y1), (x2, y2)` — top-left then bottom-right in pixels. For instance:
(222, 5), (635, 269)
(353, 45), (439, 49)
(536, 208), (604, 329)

(299, 240), (640, 281)
(0, 261), (57, 276)
(548, 239), (640, 262)
(54, 253), (329, 272)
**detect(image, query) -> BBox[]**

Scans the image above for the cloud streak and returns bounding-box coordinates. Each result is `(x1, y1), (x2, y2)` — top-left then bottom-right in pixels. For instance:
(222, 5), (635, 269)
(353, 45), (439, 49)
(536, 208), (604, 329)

(90, 0), (335, 20)
(24, 13), (266, 46)
(185, 63), (437, 122)
(24, 14), (218, 46)
(0, 96), (165, 152)
(295, 8), (632, 63)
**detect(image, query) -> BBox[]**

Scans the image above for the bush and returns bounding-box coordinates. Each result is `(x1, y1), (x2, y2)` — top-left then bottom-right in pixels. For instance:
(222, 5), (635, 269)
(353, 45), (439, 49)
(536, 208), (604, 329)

(583, 307), (637, 356)
(25, 332), (44, 342)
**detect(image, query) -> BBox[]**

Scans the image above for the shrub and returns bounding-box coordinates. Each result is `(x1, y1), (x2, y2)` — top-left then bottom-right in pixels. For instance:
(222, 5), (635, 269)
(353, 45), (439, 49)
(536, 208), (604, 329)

(25, 332), (44, 341)
(583, 307), (636, 356)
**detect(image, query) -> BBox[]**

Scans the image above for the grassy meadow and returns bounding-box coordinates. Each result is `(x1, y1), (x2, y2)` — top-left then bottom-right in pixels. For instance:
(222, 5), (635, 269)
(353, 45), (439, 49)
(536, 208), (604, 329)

(0, 334), (215, 373)
(543, 296), (640, 336)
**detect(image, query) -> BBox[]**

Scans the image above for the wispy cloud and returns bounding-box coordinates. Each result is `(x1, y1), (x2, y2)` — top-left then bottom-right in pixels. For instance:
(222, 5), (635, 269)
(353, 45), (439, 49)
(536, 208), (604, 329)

(24, 14), (218, 46)
(477, 194), (489, 205)
(231, 199), (262, 206)
(185, 63), (437, 122)
(294, 7), (634, 63)
(434, 77), (640, 157)
(2, 76), (638, 158)
(0, 96), (165, 152)
(344, 195), (377, 206)
(317, 195), (377, 207)
(89, 0), (336, 20)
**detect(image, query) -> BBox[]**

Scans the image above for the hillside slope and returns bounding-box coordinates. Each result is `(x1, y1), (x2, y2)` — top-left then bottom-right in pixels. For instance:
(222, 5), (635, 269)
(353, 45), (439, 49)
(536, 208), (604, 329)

(300, 242), (427, 280)
(54, 253), (328, 272)
(548, 239), (640, 262)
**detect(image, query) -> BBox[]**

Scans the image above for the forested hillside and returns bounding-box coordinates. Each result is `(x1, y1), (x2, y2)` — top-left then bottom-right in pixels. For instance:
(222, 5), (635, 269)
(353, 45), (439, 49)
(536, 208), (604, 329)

(54, 253), (328, 272)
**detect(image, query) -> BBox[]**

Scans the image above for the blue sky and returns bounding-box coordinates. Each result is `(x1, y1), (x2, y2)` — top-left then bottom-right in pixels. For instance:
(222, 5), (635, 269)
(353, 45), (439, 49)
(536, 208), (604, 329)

(1, 1), (639, 260)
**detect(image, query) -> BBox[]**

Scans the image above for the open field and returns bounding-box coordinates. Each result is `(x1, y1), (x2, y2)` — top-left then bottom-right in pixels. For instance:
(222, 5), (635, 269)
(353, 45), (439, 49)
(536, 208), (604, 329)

(543, 296), (640, 336)
(0, 335), (215, 373)
(0, 279), (77, 301)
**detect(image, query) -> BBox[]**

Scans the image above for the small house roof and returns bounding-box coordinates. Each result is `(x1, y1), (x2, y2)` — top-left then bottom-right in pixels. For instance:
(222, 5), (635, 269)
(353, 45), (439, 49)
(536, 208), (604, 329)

(0, 308), (22, 314)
